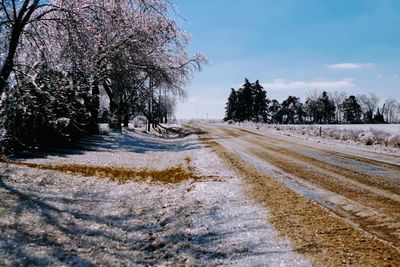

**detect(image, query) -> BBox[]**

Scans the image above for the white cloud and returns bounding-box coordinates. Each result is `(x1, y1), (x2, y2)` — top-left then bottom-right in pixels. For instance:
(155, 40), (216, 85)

(261, 78), (355, 90)
(327, 63), (375, 70)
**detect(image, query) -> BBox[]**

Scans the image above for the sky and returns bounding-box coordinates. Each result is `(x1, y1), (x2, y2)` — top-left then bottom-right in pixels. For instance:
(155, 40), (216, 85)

(173, 0), (400, 119)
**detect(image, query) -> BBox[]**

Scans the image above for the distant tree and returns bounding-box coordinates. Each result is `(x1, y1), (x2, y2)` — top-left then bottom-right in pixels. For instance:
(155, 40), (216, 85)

(373, 108), (385, 123)
(341, 95), (362, 123)
(382, 98), (398, 123)
(319, 91), (335, 123)
(358, 93), (379, 123)
(302, 91), (335, 124)
(331, 91), (347, 123)
(238, 78), (253, 121)
(224, 88), (238, 121)
(303, 90), (320, 123)
(223, 82), (399, 125)
(394, 102), (400, 123)
(269, 99), (282, 123)
(252, 80), (269, 122)
(280, 96), (303, 124)
(304, 98), (323, 123)
(225, 79), (270, 122)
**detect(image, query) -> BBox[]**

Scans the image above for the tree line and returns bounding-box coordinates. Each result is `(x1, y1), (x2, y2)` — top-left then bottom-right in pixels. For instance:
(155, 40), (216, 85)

(0, 0), (205, 152)
(225, 79), (400, 124)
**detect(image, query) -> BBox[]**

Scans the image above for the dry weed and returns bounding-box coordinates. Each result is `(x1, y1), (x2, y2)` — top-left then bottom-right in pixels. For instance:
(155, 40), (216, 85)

(0, 157), (201, 184)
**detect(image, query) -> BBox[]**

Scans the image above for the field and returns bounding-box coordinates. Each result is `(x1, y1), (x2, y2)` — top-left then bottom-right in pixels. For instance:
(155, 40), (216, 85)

(236, 123), (400, 150)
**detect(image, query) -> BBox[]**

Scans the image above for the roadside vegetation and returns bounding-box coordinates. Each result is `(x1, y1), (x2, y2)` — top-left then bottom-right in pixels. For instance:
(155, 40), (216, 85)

(0, 0), (205, 153)
(238, 123), (400, 149)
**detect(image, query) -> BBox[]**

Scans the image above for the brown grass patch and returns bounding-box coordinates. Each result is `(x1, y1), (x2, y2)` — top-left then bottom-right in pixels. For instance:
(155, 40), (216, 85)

(0, 157), (201, 184)
(184, 156), (192, 165)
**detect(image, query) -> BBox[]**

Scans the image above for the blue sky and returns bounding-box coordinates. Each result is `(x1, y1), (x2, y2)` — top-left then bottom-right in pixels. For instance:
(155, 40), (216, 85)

(173, 0), (400, 119)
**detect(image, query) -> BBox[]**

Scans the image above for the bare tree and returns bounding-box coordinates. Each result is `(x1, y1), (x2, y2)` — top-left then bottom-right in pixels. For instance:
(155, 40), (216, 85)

(357, 93), (379, 123)
(382, 98), (398, 123)
(331, 91), (347, 123)
(0, 0), (64, 98)
(394, 102), (400, 123)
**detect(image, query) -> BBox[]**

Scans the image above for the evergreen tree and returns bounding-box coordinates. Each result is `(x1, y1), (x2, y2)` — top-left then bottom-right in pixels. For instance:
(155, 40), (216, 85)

(224, 88), (238, 121)
(239, 78), (254, 121)
(224, 79), (270, 123)
(319, 91), (336, 123)
(269, 99), (283, 123)
(1, 64), (90, 151)
(341, 95), (362, 123)
(280, 96), (303, 124)
(304, 98), (323, 123)
(252, 80), (269, 122)
(373, 108), (385, 123)
(363, 110), (374, 123)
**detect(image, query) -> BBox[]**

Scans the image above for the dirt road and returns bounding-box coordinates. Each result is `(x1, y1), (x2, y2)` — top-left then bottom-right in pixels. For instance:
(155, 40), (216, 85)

(199, 124), (400, 266)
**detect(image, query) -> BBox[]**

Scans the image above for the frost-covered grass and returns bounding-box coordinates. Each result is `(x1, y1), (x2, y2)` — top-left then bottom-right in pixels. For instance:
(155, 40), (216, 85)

(236, 123), (400, 148)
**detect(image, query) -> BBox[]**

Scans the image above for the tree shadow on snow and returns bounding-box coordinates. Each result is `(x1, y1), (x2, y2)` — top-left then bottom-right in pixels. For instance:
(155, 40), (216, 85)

(78, 132), (200, 153)
(11, 131), (200, 161)
(0, 171), (291, 266)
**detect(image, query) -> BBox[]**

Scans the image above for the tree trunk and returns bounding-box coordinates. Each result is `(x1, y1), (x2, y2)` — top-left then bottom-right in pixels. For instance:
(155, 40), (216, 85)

(147, 96), (152, 132)
(123, 113), (129, 127)
(0, 25), (23, 99)
(103, 82), (121, 131)
(89, 81), (100, 134)
(108, 99), (122, 131)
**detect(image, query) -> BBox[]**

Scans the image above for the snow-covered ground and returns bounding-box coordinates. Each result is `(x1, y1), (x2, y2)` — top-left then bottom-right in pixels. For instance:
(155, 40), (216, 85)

(225, 122), (400, 155)
(0, 127), (311, 266)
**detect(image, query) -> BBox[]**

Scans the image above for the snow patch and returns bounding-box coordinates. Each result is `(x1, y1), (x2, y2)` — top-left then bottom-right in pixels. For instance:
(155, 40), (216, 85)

(225, 122), (400, 156)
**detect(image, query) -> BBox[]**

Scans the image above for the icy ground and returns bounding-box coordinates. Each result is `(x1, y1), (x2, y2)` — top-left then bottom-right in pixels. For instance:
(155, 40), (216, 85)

(0, 129), (310, 266)
(226, 122), (400, 156)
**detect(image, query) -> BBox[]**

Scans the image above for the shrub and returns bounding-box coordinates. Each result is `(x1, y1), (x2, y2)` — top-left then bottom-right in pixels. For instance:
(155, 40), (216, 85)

(361, 132), (375, 145)
(0, 67), (90, 152)
(132, 115), (148, 128)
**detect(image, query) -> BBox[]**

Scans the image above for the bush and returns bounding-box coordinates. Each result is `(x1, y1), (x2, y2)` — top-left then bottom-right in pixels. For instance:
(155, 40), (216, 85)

(0, 67), (91, 152)
(132, 115), (148, 128)
(387, 134), (400, 148)
(361, 132), (375, 145)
